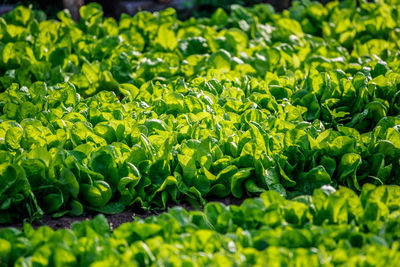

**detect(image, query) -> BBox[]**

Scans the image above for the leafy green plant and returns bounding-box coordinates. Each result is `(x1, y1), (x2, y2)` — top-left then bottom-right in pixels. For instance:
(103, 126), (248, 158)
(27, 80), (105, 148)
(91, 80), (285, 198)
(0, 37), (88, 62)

(1, 185), (400, 266)
(0, 0), (400, 222)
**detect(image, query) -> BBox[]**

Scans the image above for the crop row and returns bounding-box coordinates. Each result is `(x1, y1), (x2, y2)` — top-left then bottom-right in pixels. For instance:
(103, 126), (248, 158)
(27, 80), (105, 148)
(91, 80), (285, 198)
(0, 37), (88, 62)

(1, 1), (400, 222)
(1, 184), (399, 266)
(1, 73), (400, 222)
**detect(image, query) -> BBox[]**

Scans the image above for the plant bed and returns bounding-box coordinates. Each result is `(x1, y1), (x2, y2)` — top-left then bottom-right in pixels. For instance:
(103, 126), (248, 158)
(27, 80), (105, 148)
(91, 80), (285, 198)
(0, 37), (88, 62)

(1, 185), (399, 266)
(0, 0), (400, 264)
(1, 0), (400, 224)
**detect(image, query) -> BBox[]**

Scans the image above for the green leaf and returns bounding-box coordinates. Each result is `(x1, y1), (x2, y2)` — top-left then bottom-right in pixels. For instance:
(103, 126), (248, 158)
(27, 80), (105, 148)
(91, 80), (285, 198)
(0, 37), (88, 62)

(155, 24), (178, 51)
(0, 238), (11, 265)
(231, 168), (253, 198)
(59, 168), (79, 198)
(5, 126), (23, 150)
(337, 153), (362, 190)
(208, 50), (231, 71)
(148, 159), (171, 186)
(297, 165), (331, 193)
(211, 8), (229, 27)
(264, 167), (287, 197)
(80, 180), (112, 208)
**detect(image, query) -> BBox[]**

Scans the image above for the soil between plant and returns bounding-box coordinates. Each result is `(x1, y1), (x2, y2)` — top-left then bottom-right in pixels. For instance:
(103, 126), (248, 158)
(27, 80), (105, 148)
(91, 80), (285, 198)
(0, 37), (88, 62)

(1, 196), (246, 231)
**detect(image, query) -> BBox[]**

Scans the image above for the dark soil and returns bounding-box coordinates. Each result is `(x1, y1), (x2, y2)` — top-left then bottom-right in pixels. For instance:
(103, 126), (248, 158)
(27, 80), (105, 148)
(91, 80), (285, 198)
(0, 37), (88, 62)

(1, 196), (246, 231)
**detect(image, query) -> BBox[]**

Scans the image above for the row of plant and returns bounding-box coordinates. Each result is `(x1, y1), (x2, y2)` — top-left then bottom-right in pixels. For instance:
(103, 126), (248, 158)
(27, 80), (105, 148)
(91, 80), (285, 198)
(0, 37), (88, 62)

(1, 73), (400, 222)
(1, 0), (400, 223)
(1, 184), (399, 266)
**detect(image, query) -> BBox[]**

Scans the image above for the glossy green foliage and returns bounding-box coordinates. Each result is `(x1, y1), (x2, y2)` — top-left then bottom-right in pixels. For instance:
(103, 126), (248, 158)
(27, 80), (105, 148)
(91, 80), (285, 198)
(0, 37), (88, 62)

(1, 185), (400, 266)
(1, 0), (400, 222)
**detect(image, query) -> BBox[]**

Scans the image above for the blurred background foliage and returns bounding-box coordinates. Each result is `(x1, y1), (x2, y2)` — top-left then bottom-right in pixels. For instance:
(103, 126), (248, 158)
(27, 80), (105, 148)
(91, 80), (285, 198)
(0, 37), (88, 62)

(0, 0), (338, 19)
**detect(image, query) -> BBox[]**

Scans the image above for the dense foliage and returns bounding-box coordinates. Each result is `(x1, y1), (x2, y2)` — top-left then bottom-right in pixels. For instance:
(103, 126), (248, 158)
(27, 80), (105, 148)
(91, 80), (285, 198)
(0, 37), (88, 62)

(1, 184), (400, 266)
(1, 0), (400, 265)
(1, 0), (400, 223)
